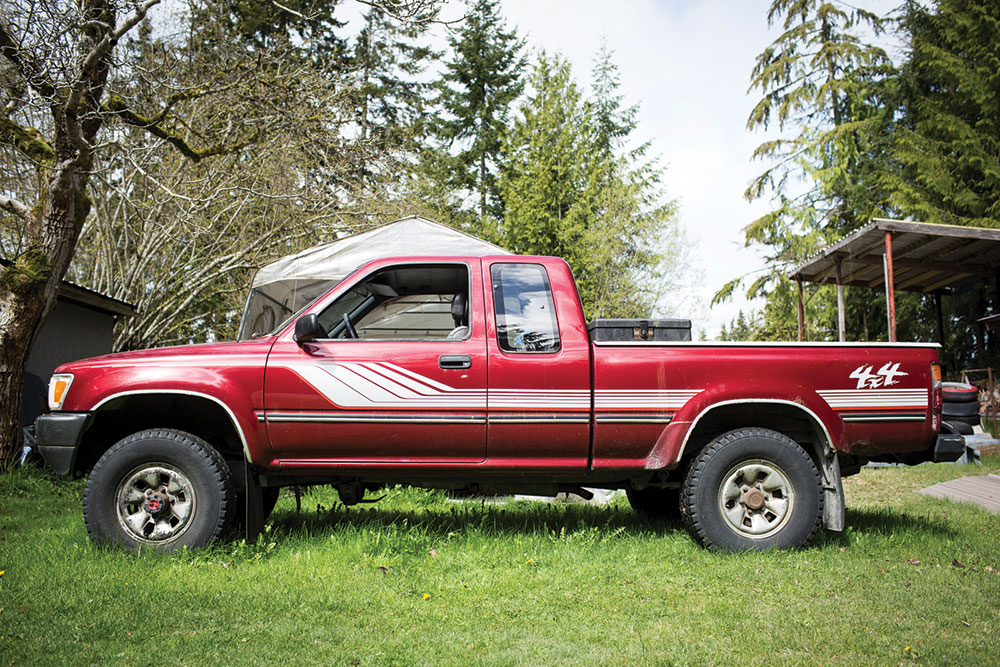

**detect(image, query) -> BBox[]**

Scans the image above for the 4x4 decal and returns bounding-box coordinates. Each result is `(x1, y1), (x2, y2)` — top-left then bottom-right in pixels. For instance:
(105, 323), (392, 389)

(849, 362), (908, 389)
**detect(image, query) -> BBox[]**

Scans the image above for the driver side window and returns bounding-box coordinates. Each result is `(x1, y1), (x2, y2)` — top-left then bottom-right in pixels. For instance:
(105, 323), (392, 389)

(316, 264), (470, 341)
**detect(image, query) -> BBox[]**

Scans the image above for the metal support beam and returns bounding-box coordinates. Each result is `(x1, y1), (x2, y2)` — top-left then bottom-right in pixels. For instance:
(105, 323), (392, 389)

(884, 231), (897, 342)
(835, 261), (846, 342)
(796, 277), (805, 342)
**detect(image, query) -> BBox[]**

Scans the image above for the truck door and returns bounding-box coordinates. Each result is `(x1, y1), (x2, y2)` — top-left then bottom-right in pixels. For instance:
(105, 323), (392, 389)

(263, 260), (487, 462)
(484, 260), (591, 468)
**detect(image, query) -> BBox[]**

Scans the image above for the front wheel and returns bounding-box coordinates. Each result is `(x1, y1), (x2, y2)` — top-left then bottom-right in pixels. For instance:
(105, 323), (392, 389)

(83, 429), (236, 551)
(681, 428), (823, 551)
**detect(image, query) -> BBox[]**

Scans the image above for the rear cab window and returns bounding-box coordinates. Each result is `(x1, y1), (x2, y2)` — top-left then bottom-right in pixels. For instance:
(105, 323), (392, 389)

(490, 263), (560, 353)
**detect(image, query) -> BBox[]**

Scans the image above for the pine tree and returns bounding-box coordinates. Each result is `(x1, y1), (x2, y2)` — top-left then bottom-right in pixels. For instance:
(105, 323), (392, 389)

(889, 0), (1000, 228)
(718, 0), (896, 339)
(430, 0), (526, 224)
(190, 0), (348, 67)
(348, 4), (439, 195)
(499, 53), (684, 318)
(499, 54), (594, 259)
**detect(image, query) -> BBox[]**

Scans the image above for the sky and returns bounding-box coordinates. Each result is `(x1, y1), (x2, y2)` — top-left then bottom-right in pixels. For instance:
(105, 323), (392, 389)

(486, 0), (900, 337)
(496, 0), (783, 337)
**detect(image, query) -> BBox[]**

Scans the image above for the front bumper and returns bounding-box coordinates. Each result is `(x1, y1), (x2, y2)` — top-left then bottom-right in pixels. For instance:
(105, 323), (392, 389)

(34, 413), (92, 475)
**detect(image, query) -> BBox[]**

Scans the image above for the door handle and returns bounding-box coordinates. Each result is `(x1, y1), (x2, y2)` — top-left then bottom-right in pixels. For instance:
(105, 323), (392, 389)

(439, 354), (472, 370)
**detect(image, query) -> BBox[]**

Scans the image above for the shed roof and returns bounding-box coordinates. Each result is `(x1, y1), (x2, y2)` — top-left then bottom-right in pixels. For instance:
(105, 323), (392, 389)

(788, 219), (1000, 293)
(58, 281), (137, 318)
(0, 258), (136, 317)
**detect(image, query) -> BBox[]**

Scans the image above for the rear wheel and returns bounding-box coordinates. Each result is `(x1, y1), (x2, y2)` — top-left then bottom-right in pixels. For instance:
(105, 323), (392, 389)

(681, 428), (823, 551)
(83, 429), (235, 551)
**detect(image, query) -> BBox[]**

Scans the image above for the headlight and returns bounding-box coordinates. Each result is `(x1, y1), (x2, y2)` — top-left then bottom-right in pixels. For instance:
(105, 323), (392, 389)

(48, 373), (74, 410)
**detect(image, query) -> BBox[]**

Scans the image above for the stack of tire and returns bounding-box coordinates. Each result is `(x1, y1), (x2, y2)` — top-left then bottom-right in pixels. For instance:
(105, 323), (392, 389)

(942, 382), (981, 436)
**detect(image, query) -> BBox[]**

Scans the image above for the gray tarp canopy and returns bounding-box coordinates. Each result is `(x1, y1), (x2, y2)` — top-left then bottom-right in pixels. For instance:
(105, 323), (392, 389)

(238, 216), (510, 339)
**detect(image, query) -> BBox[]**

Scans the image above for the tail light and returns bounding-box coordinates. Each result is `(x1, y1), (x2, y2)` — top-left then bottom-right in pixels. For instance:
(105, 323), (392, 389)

(930, 363), (942, 430)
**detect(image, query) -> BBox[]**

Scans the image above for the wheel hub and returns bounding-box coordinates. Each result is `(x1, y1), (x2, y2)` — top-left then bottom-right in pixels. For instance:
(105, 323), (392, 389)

(742, 487), (766, 510)
(142, 491), (171, 516)
(115, 464), (196, 544)
(718, 459), (795, 539)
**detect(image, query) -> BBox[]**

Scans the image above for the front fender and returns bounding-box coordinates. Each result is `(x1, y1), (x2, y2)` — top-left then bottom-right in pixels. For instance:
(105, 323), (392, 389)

(58, 352), (269, 465)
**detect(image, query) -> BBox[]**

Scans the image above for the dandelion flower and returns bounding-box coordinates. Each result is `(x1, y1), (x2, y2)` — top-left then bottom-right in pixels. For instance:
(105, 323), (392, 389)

(423, 593), (430, 600)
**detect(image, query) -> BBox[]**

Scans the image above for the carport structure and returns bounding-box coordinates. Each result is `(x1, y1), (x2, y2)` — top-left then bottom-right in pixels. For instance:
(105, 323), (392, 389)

(788, 219), (1000, 343)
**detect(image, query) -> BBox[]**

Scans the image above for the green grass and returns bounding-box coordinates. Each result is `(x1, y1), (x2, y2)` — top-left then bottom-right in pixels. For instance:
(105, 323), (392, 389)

(2, 459), (1000, 666)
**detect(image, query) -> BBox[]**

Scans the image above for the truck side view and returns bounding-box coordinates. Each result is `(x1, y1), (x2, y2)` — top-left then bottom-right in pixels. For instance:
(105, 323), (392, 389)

(33, 255), (963, 551)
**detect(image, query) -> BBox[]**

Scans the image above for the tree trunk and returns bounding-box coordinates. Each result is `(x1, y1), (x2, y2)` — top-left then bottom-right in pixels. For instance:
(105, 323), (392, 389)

(0, 240), (74, 466)
(0, 0), (115, 469)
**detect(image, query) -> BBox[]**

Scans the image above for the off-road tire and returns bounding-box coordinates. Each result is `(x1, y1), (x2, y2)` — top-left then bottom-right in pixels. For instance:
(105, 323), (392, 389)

(681, 428), (823, 551)
(626, 487), (681, 520)
(942, 382), (979, 403)
(83, 429), (235, 551)
(942, 401), (981, 418)
(945, 413), (981, 428)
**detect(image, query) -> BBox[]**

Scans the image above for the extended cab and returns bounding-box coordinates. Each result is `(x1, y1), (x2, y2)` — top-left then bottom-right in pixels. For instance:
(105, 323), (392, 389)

(34, 255), (960, 551)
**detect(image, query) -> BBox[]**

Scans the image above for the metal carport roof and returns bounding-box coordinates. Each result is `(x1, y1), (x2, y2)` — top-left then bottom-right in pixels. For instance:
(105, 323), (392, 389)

(790, 219), (1000, 294)
(788, 219), (1000, 342)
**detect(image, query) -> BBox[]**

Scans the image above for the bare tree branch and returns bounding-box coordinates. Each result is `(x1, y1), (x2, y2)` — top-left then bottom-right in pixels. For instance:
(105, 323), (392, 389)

(0, 113), (55, 164)
(0, 195), (33, 222)
(66, 0), (162, 113)
(103, 93), (253, 162)
(0, 20), (57, 98)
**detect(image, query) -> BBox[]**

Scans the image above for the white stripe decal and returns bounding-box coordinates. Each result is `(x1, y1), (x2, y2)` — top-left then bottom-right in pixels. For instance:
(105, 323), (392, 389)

(595, 390), (700, 410)
(817, 388), (928, 409)
(277, 361), (704, 412)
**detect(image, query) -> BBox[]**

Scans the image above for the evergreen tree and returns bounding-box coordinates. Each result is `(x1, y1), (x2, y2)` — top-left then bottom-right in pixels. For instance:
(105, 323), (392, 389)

(499, 54), (594, 259)
(430, 0), (526, 224)
(718, 0), (896, 340)
(499, 53), (684, 318)
(189, 0), (348, 67)
(889, 0), (1000, 228)
(348, 4), (439, 194)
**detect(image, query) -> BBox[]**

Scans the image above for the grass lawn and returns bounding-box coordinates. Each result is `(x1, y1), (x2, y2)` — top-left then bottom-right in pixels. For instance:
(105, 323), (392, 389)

(2, 458), (999, 665)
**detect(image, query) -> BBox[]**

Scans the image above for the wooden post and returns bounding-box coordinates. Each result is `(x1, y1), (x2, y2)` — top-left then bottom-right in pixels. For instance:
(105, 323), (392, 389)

(884, 231), (897, 342)
(796, 276), (805, 342)
(835, 260), (846, 342)
(934, 292), (944, 347)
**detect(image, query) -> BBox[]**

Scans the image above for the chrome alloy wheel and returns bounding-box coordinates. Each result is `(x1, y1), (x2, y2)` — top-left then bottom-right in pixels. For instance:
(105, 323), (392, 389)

(717, 459), (794, 539)
(115, 464), (197, 544)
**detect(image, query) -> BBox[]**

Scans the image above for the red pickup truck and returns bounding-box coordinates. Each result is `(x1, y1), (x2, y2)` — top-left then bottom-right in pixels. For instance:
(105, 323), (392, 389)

(34, 255), (961, 552)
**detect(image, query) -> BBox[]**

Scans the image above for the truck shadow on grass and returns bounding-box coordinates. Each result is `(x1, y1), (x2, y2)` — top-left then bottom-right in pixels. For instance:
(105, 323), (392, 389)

(264, 500), (686, 541)
(815, 507), (958, 548)
(256, 500), (957, 550)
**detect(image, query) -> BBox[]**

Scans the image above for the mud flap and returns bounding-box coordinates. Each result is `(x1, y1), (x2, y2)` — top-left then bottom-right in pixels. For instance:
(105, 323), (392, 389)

(244, 460), (264, 542)
(822, 452), (846, 532)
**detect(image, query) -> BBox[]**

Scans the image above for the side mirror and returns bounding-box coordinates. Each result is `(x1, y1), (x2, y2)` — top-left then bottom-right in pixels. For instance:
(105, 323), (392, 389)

(293, 314), (325, 344)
